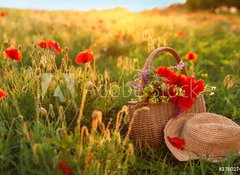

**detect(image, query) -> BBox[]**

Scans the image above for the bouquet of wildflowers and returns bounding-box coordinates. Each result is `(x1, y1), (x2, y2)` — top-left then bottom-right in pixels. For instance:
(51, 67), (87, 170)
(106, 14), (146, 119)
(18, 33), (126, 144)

(130, 61), (205, 115)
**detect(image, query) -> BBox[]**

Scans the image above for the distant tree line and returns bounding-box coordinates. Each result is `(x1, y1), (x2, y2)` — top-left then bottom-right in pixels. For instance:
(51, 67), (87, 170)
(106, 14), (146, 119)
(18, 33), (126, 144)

(186, 0), (240, 9)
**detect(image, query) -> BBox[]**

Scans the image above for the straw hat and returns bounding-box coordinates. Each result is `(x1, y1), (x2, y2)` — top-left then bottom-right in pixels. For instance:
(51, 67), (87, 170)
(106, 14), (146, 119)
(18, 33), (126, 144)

(164, 113), (240, 162)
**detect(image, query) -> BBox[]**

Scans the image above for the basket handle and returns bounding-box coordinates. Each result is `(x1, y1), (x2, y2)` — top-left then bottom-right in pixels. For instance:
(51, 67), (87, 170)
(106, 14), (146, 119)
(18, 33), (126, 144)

(143, 47), (187, 75)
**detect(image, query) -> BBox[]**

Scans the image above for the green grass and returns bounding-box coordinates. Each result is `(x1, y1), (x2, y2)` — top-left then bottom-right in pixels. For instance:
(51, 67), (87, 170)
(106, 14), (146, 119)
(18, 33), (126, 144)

(0, 8), (240, 175)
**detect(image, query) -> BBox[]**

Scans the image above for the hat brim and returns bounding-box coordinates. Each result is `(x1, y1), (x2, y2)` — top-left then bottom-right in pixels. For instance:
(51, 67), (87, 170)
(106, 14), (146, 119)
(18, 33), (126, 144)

(164, 113), (229, 163)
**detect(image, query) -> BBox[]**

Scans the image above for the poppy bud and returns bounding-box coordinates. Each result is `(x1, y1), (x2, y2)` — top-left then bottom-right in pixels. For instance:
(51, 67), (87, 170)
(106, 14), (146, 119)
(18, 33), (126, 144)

(18, 45), (22, 50)
(51, 67), (55, 73)
(86, 67), (90, 73)
(92, 110), (103, 122)
(40, 107), (48, 116)
(22, 86), (28, 93)
(35, 68), (41, 77)
(65, 47), (69, 52)
(86, 81), (94, 90)
(105, 77), (110, 83)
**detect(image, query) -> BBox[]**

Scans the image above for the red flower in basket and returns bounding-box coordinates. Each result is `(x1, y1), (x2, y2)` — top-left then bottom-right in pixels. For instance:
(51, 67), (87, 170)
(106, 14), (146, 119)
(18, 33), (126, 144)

(175, 77), (204, 111)
(192, 79), (205, 97)
(154, 66), (172, 79)
(177, 97), (195, 111)
(155, 66), (204, 112)
(155, 66), (187, 86)
(169, 73), (187, 87)
(167, 136), (185, 150)
(182, 77), (205, 98)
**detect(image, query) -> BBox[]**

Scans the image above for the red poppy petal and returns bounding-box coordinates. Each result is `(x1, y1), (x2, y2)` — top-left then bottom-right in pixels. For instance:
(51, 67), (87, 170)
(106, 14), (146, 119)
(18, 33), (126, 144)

(1, 11), (6, 17)
(63, 168), (72, 175)
(167, 136), (185, 150)
(38, 41), (47, 48)
(193, 79), (205, 96)
(177, 31), (184, 37)
(4, 49), (23, 61)
(75, 50), (94, 64)
(38, 40), (61, 54)
(154, 66), (173, 78)
(75, 54), (87, 64)
(60, 161), (68, 165)
(46, 40), (61, 54)
(185, 52), (197, 61)
(177, 97), (195, 111)
(60, 165), (66, 170)
(0, 89), (7, 99)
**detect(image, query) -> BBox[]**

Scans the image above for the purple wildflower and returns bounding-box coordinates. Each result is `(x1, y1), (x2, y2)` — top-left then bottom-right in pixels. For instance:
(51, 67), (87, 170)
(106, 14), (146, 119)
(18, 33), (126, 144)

(129, 82), (140, 89)
(175, 107), (183, 117)
(171, 61), (184, 71)
(139, 69), (149, 85)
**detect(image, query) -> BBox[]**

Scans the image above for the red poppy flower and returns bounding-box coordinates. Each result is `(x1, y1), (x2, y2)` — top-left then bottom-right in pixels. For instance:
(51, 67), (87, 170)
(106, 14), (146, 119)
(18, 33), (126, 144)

(59, 161), (68, 170)
(38, 40), (61, 54)
(4, 48), (23, 61)
(62, 23), (68, 28)
(75, 49), (94, 64)
(177, 97), (195, 111)
(0, 89), (7, 99)
(155, 67), (188, 87)
(38, 41), (47, 48)
(63, 168), (72, 175)
(169, 73), (187, 87)
(191, 79), (204, 98)
(167, 136), (185, 150)
(115, 33), (123, 39)
(1, 11), (6, 17)
(185, 51), (197, 61)
(154, 66), (173, 79)
(154, 65), (204, 111)
(46, 41), (61, 54)
(178, 76), (192, 95)
(177, 31), (184, 37)
(72, 24), (77, 30)
(182, 77), (204, 98)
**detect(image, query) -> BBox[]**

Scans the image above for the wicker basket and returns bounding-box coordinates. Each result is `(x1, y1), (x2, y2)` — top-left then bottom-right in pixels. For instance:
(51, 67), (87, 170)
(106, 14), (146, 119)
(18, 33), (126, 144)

(127, 47), (206, 149)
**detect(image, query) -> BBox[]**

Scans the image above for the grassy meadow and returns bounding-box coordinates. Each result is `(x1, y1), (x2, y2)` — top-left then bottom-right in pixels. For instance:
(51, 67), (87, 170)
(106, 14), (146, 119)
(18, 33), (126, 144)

(0, 7), (240, 175)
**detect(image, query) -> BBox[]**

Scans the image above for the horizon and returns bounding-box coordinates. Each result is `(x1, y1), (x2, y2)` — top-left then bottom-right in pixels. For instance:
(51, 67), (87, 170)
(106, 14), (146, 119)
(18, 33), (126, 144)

(0, 0), (186, 12)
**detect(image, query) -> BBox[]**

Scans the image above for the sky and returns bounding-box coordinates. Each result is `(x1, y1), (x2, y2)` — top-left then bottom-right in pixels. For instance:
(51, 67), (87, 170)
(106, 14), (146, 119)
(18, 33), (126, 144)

(0, 0), (186, 12)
